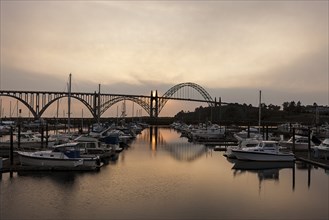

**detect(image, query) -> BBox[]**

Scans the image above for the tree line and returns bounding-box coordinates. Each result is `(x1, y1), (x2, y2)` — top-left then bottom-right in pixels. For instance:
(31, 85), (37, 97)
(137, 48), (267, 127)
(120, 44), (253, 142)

(173, 101), (328, 125)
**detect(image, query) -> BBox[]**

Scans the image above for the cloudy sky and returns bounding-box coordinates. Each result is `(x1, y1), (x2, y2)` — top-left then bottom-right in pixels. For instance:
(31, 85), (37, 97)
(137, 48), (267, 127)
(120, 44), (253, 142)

(0, 1), (328, 117)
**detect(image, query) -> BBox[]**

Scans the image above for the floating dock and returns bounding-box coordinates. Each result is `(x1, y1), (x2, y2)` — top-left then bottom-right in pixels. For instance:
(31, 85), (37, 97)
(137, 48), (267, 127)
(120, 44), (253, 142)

(294, 152), (329, 170)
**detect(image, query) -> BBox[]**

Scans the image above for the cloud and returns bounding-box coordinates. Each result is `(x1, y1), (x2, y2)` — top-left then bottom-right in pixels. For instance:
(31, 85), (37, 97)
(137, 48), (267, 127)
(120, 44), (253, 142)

(1, 1), (328, 116)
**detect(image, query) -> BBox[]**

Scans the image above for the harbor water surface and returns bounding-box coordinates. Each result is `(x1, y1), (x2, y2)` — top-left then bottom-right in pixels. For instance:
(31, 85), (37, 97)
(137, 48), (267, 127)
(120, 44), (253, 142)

(1, 127), (328, 220)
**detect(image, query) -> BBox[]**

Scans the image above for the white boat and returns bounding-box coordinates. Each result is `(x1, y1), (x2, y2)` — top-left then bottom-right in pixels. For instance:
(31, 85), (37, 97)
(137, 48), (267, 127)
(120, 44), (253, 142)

(279, 135), (315, 151)
(100, 129), (133, 144)
(232, 140), (295, 162)
(73, 135), (119, 158)
(312, 138), (329, 160)
(224, 136), (262, 159)
(233, 127), (260, 140)
(189, 123), (225, 141)
(17, 142), (101, 170)
(0, 130), (56, 149)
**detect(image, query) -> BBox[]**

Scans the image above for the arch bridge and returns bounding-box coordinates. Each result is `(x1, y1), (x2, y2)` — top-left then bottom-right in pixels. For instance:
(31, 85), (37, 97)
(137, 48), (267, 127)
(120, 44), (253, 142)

(0, 82), (225, 119)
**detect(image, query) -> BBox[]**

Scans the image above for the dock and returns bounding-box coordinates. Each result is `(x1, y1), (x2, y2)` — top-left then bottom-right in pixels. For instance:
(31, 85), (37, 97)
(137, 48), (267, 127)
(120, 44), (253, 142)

(294, 151), (329, 170)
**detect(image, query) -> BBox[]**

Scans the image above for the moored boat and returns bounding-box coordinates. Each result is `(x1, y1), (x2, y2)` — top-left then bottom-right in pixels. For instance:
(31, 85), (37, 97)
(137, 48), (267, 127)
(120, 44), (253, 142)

(279, 135), (316, 151)
(189, 123), (226, 141)
(312, 138), (329, 160)
(224, 135), (262, 159)
(232, 140), (295, 162)
(17, 143), (101, 171)
(0, 130), (56, 149)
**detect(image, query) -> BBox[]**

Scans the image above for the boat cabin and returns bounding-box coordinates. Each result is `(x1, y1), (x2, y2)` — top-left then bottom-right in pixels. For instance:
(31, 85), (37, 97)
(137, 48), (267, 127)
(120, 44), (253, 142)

(256, 141), (280, 151)
(52, 144), (81, 158)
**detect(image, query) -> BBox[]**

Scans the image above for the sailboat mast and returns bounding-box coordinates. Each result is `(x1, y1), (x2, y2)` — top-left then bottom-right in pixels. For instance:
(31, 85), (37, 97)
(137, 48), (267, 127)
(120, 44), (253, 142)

(98, 84), (101, 125)
(68, 73), (72, 134)
(259, 90), (261, 135)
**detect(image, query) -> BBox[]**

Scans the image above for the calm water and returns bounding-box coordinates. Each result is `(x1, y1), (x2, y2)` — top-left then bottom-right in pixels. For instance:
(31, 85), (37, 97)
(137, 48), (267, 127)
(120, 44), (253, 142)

(1, 127), (328, 220)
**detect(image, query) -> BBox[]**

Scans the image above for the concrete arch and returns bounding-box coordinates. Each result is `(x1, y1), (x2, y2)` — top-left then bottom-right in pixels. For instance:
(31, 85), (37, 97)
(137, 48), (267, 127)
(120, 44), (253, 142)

(38, 95), (95, 118)
(0, 94), (38, 118)
(158, 82), (214, 113)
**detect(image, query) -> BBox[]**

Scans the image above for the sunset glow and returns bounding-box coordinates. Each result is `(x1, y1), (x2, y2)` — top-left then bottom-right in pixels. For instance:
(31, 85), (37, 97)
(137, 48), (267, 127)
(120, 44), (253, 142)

(0, 1), (328, 116)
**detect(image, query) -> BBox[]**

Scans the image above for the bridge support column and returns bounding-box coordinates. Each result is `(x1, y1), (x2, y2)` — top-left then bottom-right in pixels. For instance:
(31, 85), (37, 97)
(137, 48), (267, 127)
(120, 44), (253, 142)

(93, 91), (98, 121)
(97, 84), (101, 124)
(150, 90), (158, 118)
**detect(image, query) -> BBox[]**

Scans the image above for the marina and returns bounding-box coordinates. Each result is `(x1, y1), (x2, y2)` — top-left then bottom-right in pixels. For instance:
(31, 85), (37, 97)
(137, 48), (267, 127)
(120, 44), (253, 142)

(1, 127), (328, 220)
(1, 1), (328, 219)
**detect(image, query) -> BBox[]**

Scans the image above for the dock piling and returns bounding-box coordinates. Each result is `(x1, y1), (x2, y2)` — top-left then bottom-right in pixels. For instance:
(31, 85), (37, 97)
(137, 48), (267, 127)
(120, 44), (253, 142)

(10, 127), (14, 165)
(292, 128), (295, 153)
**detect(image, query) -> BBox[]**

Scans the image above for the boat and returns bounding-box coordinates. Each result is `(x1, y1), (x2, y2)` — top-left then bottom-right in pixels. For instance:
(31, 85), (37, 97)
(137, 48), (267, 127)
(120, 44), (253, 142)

(0, 130), (56, 149)
(233, 127), (260, 140)
(17, 142), (101, 171)
(189, 123), (226, 141)
(231, 140), (295, 162)
(279, 135), (316, 151)
(224, 136), (262, 159)
(311, 138), (329, 160)
(73, 135), (119, 158)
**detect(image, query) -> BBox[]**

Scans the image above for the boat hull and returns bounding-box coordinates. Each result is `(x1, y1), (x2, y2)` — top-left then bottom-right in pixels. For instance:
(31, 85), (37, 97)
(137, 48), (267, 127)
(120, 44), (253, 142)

(18, 152), (100, 170)
(232, 150), (295, 162)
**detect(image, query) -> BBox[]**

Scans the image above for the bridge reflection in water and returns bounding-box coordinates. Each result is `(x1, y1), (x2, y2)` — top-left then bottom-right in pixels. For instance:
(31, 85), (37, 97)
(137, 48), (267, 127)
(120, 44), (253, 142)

(141, 127), (324, 192)
(146, 126), (207, 162)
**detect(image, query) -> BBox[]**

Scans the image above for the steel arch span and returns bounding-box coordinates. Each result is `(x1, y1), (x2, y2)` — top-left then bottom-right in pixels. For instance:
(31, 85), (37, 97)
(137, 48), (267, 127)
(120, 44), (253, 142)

(158, 82), (214, 114)
(100, 96), (150, 116)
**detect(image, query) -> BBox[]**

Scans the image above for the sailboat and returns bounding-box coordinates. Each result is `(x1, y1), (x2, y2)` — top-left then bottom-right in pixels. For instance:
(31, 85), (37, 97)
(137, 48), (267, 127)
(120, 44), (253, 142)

(224, 90), (264, 159)
(16, 74), (103, 170)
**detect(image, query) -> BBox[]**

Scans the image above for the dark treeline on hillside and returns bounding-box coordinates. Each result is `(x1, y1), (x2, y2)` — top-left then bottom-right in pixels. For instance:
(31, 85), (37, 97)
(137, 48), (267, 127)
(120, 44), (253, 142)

(173, 101), (329, 126)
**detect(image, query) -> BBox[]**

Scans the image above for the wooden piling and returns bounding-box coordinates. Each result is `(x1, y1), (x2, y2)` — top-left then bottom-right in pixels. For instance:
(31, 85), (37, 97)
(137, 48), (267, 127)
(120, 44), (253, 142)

(10, 127), (14, 165)
(247, 125), (250, 138)
(41, 125), (44, 148)
(292, 128), (295, 153)
(17, 124), (21, 148)
(46, 122), (49, 147)
(308, 127), (311, 159)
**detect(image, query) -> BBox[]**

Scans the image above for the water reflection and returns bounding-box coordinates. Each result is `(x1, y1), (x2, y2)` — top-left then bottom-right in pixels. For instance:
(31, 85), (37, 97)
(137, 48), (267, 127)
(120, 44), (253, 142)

(164, 143), (206, 162)
(1, 127), (328, 220)
(229, 158), (329, 193)
(16, 171), (81, 187)
(230, 160), (296, 194)
(232, 161), (295, 170)
(148, 126), (207, 162)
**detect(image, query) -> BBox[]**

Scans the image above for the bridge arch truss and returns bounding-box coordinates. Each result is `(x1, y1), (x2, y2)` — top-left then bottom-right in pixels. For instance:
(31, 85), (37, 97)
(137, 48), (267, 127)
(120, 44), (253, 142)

(0, 82), (218, 119)
(157, 82), (215, 115)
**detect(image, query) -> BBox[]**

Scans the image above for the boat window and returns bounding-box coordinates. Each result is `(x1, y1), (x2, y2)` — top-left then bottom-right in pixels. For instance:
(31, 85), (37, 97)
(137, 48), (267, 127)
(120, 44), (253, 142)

(86, 143), (92, 148)
(53, 147), (64, 152)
